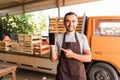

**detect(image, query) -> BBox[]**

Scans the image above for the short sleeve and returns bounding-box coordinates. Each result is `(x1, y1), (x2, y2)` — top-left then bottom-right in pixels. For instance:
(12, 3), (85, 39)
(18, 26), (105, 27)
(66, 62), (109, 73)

(55, 34), (64, 54)
(81, 34), (90, 51)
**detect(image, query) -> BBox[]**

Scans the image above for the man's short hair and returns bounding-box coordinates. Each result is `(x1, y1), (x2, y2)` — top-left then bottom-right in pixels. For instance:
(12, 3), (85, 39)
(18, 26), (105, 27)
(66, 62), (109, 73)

(64, 12), (78, 22)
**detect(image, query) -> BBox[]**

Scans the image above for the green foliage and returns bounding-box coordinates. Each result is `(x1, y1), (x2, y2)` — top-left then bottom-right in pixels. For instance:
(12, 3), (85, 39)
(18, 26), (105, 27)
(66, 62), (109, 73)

(0, 12), (48, 35)
(32, 12), (48, 34)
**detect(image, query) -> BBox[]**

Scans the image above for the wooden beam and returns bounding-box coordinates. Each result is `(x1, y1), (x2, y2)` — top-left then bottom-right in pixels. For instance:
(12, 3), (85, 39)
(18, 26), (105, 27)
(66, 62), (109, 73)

(64, 0), (99, 6)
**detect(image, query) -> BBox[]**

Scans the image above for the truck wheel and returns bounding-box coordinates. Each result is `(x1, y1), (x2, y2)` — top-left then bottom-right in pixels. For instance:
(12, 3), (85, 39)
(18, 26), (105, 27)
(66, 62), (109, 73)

(87, 62), (118, 80)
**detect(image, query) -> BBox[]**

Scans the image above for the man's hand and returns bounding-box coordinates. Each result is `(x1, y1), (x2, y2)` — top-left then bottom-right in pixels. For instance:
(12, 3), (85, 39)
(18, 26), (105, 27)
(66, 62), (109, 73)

(61, 48), (74, 58)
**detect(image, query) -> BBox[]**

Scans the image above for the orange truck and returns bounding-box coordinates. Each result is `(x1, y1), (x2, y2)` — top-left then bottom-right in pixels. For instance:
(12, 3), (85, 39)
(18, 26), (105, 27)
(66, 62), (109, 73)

(85, 16), (120, 80)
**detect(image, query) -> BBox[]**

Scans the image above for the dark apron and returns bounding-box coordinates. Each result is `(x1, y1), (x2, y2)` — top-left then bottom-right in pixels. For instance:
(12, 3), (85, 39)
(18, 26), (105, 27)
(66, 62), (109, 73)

(56, 32), (86, 80)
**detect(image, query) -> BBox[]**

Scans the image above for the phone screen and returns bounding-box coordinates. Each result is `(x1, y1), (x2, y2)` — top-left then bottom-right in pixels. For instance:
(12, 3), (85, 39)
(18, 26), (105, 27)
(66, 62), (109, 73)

(49, 33), (55, 45)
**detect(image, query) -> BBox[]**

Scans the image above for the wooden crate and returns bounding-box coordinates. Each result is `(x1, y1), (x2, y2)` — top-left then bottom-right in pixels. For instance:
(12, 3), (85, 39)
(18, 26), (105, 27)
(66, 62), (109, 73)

(24, 34), (42, 42)
(11, 42), (19, 52)
(25, 46), (33, 54)
(18, 43), (25, 53)
(0, 41), (11, 46)
(24, 40), (41, 46)
(0, 41), (12, 51)
(23, 34), (42, 55)
(34, 45), (50, 55)
(0, 47), (11, 51)
(18, 34), (25, 43)
(33, 42), (50, 55)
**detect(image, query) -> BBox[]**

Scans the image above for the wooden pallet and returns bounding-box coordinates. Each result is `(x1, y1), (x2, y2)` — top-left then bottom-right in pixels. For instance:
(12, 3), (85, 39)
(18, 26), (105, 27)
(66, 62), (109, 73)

(49, 16), (83, 35)
(5, 54), (19, 64)
(0, 52), (58, 75)
(0, 53), (5, 63)
(19, 56), (35, 68)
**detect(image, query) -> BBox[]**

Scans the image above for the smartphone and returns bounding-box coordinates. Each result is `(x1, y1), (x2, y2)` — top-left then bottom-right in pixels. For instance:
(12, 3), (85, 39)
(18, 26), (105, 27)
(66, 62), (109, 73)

(49, 33), (55, 45)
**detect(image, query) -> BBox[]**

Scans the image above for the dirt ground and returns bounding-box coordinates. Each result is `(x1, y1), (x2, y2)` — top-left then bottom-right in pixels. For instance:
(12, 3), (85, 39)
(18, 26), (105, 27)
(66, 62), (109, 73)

(2, 68), (120, 80)
(3, 69), (56, 80)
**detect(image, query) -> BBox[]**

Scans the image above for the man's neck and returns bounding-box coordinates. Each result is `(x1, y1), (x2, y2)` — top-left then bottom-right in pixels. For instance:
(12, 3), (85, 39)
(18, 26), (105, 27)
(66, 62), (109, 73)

(66, 31), (75, 34)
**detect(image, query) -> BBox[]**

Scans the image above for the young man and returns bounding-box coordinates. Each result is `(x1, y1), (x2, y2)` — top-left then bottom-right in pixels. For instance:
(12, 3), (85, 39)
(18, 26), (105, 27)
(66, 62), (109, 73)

(50, 12), (91, 80)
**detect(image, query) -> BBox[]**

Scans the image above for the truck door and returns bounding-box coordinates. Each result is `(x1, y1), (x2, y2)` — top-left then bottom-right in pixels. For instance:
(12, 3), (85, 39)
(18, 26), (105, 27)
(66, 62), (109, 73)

(91, 19), (120, 62)
(88, 18), (120, 80)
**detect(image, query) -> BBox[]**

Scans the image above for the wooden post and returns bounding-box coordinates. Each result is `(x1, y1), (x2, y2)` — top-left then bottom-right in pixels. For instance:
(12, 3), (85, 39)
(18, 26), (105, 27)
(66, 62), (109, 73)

(57, 0), (60, 22)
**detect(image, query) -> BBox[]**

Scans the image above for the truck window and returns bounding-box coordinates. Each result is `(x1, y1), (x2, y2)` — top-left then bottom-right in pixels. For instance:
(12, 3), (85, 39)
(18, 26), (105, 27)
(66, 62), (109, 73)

(95, 20), (120, 37)
(100, 22), (120, 36)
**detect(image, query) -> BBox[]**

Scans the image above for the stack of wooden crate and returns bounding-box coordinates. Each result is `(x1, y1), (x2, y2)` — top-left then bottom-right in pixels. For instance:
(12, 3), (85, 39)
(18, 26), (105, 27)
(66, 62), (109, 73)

(24, 34), (42, 54)
(17, 34), (25, 53)
(17, 34), (42, 54)
(49, 16), (83, 35)
(10, 34), (50, 55)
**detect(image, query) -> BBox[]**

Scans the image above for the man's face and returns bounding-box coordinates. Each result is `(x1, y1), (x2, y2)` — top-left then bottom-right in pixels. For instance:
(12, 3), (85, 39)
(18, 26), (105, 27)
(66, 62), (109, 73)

(64, 15), (78, 32)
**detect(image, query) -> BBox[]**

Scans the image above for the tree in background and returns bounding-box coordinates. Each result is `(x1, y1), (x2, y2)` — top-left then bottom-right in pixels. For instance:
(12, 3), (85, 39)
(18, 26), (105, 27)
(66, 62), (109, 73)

(0, 12), (48, 35)
(32, 12), (48, 35)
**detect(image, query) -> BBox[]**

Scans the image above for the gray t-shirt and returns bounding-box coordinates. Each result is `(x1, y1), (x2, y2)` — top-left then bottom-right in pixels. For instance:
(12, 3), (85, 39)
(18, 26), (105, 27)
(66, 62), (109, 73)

(55, 32), (90, 55)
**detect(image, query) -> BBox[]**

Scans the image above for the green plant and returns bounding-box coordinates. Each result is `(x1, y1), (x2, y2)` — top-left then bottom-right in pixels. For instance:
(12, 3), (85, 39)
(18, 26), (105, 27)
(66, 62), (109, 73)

(0, 12), (48, 35)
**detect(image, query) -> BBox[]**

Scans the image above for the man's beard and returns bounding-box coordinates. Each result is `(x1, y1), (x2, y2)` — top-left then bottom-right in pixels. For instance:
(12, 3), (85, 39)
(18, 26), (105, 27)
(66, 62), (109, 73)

(66, 27), (75, 32)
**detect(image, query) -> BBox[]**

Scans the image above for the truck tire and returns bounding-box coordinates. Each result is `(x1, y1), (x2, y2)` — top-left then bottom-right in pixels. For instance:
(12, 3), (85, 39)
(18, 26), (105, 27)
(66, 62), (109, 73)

(87, 62), (119, 80)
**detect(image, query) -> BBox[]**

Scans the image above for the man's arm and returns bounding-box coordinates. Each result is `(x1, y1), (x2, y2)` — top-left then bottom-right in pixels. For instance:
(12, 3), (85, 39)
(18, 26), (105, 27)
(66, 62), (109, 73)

(73, 50), (91, 62)
(50, 45), (59, 62)
(61, 48), (91, 62)
(46, 38), (59, 62)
